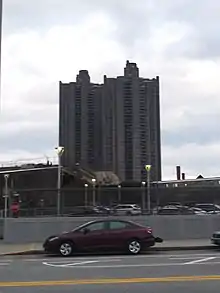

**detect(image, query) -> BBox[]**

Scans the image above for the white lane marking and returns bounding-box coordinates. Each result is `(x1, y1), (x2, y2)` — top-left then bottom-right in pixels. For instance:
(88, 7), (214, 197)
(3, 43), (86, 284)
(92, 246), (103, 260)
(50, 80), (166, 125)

(64, 261), (100, 267)
(43, 260), (99, 268)
(43, 258), (121, 268)
(41, 261), (220, 269)
(54, 261), (220, 268)
(43, 262), (185, 268)
(0, 263), (11, 266)
(39, 258), (121, 264)
(24, 253), (219, 262)
(65, 263), (186, 268)
(184, 257), (216, 265)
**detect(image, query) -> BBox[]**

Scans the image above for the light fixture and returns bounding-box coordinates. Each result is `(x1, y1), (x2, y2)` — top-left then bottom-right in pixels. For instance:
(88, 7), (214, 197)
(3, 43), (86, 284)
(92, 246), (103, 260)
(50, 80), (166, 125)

(55, 146), (64, 156)
(145, 165), (151, 172)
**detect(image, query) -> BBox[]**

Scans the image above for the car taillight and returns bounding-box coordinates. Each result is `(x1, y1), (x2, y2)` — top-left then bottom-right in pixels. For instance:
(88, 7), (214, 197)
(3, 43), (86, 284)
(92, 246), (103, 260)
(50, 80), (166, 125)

(146, 227), (152, 234)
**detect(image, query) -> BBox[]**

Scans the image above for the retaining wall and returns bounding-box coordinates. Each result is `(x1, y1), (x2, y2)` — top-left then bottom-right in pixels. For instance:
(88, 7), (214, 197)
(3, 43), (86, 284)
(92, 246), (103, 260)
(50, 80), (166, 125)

(3, 215), (220, 243)
(0, 219), (3, 239)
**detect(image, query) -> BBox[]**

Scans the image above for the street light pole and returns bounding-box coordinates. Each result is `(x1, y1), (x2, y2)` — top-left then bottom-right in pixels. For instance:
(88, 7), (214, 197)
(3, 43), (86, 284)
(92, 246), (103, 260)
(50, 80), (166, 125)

(57, 155), (61, 216)
(141, 181), (146, 211)
(92, 178), (96, 206)
(117, 185), (121, 202)
(145, 165), (151, 214)
(55, 146), (64, 216)
(4, 174), (9, 218)
(84, 184), (88, 207)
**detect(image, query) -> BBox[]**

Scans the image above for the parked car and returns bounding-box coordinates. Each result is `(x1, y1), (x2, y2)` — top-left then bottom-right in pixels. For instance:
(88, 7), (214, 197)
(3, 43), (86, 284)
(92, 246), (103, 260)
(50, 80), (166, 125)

(43, 219), (163, 256)
(113, 204), (142, 216)
(157, 205), (194, 215)
(188, 207), (208, 215)
(166, 202), (183, 208)
(211, 231), (220, 246)
(157, 206), (181, 215)
(95, 205), (111, 215)
(194, 203), (220, 214)
(66, 206), (106, 216)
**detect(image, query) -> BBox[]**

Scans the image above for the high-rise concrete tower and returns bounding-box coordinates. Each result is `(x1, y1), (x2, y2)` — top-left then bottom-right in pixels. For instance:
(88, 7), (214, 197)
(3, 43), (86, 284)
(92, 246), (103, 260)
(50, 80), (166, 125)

(59, 70), (102, 171)
(102, 61), (161, 182)
(59, 61), (162, 182)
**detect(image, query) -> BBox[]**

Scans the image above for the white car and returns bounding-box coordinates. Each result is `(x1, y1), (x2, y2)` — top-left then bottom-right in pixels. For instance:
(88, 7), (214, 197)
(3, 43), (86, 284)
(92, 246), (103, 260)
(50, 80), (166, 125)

(195, 204), (220, 214)
(113, 204), (142, 216)
(189, 207), (208, 215)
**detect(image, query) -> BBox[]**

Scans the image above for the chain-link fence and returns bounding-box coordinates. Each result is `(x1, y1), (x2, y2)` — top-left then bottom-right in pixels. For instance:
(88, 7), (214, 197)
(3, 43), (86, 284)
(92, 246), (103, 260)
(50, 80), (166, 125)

(0, 184), (220, 217)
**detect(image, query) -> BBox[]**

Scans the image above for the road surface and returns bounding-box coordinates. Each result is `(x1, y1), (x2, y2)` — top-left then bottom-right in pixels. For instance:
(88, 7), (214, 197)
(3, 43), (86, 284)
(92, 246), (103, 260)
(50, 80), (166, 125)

(0, 250), (220, 292)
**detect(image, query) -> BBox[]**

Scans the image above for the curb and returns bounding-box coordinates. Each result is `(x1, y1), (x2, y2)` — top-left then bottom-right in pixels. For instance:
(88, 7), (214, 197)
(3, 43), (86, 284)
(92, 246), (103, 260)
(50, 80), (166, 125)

(0, 245), (217, 256)
(0, 250), (44, 256)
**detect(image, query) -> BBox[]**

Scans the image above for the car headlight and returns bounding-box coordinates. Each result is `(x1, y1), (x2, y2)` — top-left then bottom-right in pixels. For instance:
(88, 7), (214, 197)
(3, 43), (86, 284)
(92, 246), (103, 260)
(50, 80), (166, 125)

(49, 236), (59, 242)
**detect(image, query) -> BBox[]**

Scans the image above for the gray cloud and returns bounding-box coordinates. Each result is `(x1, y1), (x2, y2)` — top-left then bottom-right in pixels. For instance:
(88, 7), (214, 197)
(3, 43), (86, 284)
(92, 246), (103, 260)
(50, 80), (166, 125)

(0, 123), (57, 153)
(3, 0), (88, 33)
(3, 0), (153, 53)
(4, 0), (220, 59)
(21, 82), (58, 105)
(155, 0), (220, 59)
(163, 112), (220, 147)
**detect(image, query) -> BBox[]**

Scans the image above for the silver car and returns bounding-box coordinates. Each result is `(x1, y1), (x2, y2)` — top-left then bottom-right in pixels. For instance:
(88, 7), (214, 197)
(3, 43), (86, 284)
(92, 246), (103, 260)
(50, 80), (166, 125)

(113, 204), (142, 216)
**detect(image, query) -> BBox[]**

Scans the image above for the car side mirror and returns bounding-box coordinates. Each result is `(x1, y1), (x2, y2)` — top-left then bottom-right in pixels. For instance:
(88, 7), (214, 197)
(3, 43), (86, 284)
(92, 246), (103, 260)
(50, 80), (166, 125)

(83, 228), (90, 235)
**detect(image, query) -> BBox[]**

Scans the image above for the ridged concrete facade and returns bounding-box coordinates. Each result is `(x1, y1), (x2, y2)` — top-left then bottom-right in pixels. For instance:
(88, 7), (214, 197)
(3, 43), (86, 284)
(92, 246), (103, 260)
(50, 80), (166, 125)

(59, 70), (102, 171)
(59, 61), (161, 182)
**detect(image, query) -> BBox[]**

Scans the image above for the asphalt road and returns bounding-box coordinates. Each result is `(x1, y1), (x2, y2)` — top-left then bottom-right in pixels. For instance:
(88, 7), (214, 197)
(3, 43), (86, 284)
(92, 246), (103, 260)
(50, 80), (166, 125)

(1, 250), (220, 292)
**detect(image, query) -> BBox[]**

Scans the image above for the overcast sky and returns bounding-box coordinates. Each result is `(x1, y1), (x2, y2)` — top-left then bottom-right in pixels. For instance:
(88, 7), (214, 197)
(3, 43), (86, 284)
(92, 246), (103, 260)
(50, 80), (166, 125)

(0, 0), (220, 180)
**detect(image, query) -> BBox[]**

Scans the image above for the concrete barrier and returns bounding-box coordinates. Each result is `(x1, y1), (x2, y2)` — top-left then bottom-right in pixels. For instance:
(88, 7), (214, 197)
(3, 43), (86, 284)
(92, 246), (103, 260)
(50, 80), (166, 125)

(3, 215), (220, 243)
(0, 219), (3, 239)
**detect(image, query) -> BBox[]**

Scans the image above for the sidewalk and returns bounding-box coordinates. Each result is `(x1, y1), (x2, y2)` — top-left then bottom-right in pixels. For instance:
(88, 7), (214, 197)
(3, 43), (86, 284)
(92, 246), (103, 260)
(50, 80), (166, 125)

(0, 239), (216, 256)
(0, 243), (42, 256)
(153, 239), (215, 251)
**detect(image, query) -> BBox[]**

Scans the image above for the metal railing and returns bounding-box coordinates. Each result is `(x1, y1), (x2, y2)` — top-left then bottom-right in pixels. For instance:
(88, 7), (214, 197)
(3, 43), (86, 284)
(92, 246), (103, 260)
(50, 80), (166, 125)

(1, 185), (220, 218)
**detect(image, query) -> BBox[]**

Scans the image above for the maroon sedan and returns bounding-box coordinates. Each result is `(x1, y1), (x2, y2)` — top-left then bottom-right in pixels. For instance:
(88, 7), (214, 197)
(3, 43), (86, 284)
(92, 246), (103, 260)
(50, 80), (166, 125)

(43, 219), (163, 256)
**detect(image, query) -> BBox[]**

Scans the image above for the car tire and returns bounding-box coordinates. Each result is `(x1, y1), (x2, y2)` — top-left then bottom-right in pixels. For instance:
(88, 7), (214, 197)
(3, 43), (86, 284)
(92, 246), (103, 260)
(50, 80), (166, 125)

(126, 211), (132, 216)
(127, 239), (141, 255)
(59, 241), (74, 257)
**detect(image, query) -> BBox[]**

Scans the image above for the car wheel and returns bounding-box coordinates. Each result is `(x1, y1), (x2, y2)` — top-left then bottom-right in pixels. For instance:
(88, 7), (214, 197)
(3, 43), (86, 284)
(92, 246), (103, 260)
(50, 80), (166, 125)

(127, 239), (141, 255)
(126, 211), (132, 216)
(59, 241), (74, 257)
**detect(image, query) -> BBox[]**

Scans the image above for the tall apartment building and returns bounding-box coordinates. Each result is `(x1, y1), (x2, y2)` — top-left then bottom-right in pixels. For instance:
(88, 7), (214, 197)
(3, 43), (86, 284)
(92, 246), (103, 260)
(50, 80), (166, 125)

(59, 61), (161, 182)
(102, 61), (161, 182)
(59, 70), (102, 171)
